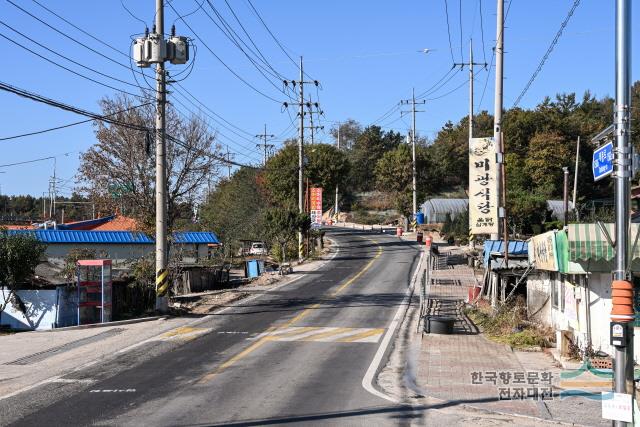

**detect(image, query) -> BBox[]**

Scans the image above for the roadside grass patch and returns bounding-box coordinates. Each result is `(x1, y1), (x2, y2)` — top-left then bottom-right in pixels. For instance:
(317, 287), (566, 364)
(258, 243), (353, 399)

(463, 297), (554, 350)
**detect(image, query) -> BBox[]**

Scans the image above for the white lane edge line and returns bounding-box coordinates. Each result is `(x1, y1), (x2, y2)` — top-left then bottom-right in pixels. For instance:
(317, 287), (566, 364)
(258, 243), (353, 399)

(361, 247), (424, 404)
(0, 238), (342, 403)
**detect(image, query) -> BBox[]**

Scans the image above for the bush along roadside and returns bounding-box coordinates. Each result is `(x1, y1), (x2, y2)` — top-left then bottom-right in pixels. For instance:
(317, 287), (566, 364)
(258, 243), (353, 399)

(463, 296), (555, 350)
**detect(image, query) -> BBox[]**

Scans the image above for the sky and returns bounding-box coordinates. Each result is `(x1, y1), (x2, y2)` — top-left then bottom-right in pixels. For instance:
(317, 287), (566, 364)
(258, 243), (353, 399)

(0, 0), (638, 197)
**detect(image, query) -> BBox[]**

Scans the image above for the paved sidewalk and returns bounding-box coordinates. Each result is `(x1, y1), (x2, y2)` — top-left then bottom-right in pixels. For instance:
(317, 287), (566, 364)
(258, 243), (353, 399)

(418, 268), (543, 417)
(412, 251), (609, 426)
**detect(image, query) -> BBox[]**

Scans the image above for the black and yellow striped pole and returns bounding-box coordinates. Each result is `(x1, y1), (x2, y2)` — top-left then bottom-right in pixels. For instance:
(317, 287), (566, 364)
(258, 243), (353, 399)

(156, 268), (169, 299)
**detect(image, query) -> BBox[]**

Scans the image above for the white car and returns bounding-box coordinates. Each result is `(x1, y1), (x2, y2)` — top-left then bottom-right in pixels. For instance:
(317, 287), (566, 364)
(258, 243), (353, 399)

(248, 242), (268, 256)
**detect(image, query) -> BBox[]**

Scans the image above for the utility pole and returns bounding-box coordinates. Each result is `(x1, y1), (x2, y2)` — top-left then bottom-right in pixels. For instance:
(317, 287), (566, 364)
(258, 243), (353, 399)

(133, 0), (189, 312)
(335, 123), (340, 222)
(562, 167), (569, 227)
(256, 124), (275, 167)
(298, 58), (304, 262)
(154, 0), (168, 313)
(455, 39), (487, 248)
(611, 0), (634, 424)
(454, 39), (487, 141)
(400, 89), (425, 229)
(305, 97), (324, 145)
(226, 145), (233, 178)
(572, 136), (580, 210)
(283, 57), (320, 262)
(493, 0), (506, 262)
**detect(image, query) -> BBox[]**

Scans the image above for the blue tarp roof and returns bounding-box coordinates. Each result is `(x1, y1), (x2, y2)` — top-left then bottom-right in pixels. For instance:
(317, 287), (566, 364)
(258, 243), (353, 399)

(7, 229), (153, 244)
(483, 240), (528, 267)
(173, 231), (220, 244)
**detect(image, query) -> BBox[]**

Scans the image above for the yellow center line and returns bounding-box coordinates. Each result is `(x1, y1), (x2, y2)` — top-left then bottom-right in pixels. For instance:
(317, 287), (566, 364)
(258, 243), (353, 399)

(197, 238), (383, 384)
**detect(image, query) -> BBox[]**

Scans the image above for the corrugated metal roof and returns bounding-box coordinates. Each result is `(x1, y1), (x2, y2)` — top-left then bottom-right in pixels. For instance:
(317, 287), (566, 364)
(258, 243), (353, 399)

(421, 198), (469, 215)
(547, 200), (575, 220)
(7, 230), (153, 244)
(172, 231), (220, 244)
(483, 240), (528, 267)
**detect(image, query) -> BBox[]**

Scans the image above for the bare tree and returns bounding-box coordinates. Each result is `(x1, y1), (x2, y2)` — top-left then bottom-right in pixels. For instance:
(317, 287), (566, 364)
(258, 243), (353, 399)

(78, 94), (222, 231)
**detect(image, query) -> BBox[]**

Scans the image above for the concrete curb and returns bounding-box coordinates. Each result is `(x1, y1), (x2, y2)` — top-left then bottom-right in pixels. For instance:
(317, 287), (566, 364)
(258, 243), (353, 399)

(42, 315), (168, 333)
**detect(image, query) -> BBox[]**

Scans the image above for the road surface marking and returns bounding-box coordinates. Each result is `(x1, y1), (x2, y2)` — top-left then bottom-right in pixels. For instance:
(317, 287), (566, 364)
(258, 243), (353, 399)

(265, 326), (384, 343)
(196, 238), (382, 384)
(89, 389), (136, 393)
(331, 239), (382, 296)
(361, 248), (424, 403)
(337, 328), (386, 343)
(154, 326), (211, 342)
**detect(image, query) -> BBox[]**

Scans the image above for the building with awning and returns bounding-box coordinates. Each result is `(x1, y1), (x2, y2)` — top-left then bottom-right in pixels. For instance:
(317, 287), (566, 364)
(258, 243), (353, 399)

(526, 224), (640, 363)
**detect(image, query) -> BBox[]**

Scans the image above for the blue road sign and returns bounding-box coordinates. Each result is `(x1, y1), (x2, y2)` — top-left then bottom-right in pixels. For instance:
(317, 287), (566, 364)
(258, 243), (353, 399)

(593, 141), (614, 181)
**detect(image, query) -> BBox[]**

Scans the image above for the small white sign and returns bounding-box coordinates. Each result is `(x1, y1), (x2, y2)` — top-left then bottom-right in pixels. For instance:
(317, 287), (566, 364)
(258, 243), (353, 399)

(602, 392), (632, 423)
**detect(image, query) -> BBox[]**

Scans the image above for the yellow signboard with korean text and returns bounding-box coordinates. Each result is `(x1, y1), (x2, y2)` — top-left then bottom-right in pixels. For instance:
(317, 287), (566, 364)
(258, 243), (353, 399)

(528, 230), (559, 271)
(469, 137), (498, 234)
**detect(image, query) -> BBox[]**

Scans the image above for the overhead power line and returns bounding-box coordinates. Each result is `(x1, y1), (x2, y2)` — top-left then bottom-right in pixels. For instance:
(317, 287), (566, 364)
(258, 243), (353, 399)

(0, 80), (257, 169)
(23, 1), (257, 149)
(478, 0), (487, 63)
(0, 102), (153, 142)
(443, 0), (456, 64)
(511, 0), (581, 108)
(167, 0), (281, 103)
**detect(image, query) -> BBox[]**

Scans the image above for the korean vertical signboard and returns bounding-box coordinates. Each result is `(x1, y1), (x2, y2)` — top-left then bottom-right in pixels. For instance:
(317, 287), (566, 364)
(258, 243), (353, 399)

(310, 187), (323, 226)
(469, 137), (498, 235)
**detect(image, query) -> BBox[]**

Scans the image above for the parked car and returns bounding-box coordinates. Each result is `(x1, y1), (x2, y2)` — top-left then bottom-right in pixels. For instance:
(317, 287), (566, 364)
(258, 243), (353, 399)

(248, 242), (268, 256)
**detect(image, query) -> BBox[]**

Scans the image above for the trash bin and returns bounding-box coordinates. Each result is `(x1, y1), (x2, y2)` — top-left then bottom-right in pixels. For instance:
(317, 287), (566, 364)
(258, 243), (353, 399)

(416, 231), (423, 243)
(424, 315), (455, 334)
(396, 227), (403, 236)
(416, 212), (425, 224)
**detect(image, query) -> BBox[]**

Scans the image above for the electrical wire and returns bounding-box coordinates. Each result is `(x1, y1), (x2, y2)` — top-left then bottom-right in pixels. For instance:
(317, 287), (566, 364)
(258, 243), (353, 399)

(120, 0), (147, 26)
(0, 102), (153, 142)
(478, 0), (513, 110)
(201, 0), (294, 101)
(0, 153), (73, 169)
(0, 31), (143, 98)
(169, 93), (262, 163)
(31, 0), (129, 59)
(166, 1), (281, 104)
(245, 0), (313, 80)
(223, 0), (286, 80)
(478, 0), (488, 64)
(458, 0), (464, 62)
(443, 0), (456, 64)
(0, 80), (258, 169)
(511, 0), (581, 108)
(0, 21), (141, 91)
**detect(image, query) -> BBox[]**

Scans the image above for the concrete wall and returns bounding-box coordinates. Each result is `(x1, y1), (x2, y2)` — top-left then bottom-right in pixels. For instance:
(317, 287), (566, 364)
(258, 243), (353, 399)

(0, 287), (85, 330)
(44, 243), (153, 267)
(527, 271), (640, 361)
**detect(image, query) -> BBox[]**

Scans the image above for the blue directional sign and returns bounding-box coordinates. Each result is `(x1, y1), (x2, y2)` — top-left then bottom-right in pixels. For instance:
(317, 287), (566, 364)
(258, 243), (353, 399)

(593, 141), (614, 181)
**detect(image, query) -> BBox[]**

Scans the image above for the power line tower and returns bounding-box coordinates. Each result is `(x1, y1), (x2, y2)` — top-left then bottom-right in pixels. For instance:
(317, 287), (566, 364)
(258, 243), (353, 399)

(133, 0), (190, 313)
(256, 124), (275, 166)
(283, 57), (320, 262)
(400, 88), (425, 229)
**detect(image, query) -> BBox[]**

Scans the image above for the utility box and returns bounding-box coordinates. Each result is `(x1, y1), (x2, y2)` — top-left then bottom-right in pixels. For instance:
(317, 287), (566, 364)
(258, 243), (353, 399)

(76, 259), (112, 325)
(133, 37), (150, 68)
(146, 33), (166, 63)
(167, 36), (189, 64)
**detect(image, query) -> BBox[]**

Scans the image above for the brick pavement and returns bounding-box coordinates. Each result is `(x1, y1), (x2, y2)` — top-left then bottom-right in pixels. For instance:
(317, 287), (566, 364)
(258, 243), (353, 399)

(417, 262), (545, 417)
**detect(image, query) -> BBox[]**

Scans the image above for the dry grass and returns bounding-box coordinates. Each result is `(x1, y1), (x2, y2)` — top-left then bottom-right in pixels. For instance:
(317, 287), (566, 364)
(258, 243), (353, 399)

(464, 297), (555, 349)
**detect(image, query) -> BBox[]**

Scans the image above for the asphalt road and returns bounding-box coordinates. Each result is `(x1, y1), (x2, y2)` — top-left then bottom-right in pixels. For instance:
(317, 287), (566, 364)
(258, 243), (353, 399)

(6, 229), (421, 426)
